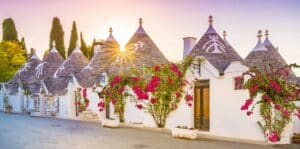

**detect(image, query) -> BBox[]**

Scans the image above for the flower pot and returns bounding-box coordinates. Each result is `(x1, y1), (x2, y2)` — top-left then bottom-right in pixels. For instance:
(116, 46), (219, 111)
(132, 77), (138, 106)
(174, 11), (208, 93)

(4, 106), (12, 114)
(30, 111), (42, 117)
(101, 118), (120, 128)
(171, 128), (198, 140)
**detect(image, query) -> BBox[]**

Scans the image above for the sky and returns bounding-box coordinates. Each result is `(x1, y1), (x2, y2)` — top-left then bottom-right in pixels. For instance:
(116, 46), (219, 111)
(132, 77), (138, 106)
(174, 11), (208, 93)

(0, 0), (300, 75)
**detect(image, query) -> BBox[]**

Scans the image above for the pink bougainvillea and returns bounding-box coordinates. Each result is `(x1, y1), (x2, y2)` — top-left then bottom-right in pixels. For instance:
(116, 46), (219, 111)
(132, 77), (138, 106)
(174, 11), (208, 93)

(241, 64), (300, 143)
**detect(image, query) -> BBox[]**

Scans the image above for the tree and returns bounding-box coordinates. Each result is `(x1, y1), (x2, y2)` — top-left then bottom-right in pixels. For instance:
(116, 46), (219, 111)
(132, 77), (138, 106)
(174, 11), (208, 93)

(49, 17), (66, 59)
(0, 41), (26, 82)
(2, 18), (18, 42)
(20, 37), (28, 59)
(80, 32), (88, 58)
(88, 38), (96, 59)
(67, 21), (78, 57)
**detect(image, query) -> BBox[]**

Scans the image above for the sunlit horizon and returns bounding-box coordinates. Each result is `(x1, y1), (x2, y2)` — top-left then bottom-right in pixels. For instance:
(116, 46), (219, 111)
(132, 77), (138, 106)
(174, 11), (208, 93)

(0, 0), (300, 75)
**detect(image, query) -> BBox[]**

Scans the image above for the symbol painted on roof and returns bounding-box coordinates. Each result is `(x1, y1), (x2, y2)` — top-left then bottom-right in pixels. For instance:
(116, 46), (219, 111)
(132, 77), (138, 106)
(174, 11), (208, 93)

(19, 62), (32, 73)
(35, 62), (47, 78)
(127, 41), (145, 51)
(202, 35), (225, 53)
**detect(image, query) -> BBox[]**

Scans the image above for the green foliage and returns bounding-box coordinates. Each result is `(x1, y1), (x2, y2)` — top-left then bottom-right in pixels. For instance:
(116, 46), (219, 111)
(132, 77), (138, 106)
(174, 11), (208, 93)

(2, 18), (18, 42)
(49, 17), (65, 59)
(89, 38), (96, 59)
(0, 41), (26, 82)
(67, 21), (78, 57)
(80, 32), (88, 58)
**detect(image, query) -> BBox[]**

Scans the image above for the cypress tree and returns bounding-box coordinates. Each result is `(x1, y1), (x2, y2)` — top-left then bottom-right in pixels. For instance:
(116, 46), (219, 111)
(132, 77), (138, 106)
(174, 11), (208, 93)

(89, 38), (96, 59)
(49, 17), (66, 59)
(20, 37), (26, 51)
(67, 21), (78, 57)
(80, 32), (88, 58)
(2, 18), (18, 42)
(20, 37), (28, 60)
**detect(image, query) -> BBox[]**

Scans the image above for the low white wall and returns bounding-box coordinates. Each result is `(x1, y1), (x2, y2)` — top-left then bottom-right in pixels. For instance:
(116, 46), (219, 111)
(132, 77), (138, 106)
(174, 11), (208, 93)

(7, 94), (22, 113)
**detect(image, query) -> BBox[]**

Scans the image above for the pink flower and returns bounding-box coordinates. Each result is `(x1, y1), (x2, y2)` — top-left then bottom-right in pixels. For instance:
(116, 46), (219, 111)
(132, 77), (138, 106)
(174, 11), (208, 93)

(246, 111), (253, 116)
(150, 98), (157, 104)
(154, 65), (160, 71)
(118, 86), (125, 94)
(136, 104), (143, 110)
(296, 109), (300, 119)
(82, 88), (87, 98)
(131, 76), (141, 82)
(110, 76), (122, 87)
(98, 101), (105, 108)
(250, 84), (259, 93)
(187, 103), (192, 107)
(240, 99), (253, 111)
(176, 92), (181, 98)
(185, 95), (193, 102)
(269, 80), (282, 93)
(145, 76), (160, 93)
(170, 63), (182, 77)
(99, 108), (104, 112)
(274, 104), (282, 110)
(262, 94), (271, 102)
(111, 99), (117, 105)
(268, 131), (279, 142)
(133, 86), (148, 100)
(282, 109), (291, 117)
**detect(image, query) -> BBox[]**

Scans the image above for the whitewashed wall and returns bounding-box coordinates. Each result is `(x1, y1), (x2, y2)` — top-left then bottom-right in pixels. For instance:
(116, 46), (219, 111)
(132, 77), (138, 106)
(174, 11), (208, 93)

(295, 101), (300, 133)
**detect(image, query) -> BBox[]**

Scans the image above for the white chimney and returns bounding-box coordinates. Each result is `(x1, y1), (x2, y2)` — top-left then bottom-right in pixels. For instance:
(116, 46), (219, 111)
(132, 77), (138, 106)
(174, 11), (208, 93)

(183, 37), (197, 58)
(93, 42), (103, 55)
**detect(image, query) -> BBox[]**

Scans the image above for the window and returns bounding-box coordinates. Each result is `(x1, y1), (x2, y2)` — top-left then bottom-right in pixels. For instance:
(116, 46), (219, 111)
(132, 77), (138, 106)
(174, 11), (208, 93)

(234, 76), (244, 90)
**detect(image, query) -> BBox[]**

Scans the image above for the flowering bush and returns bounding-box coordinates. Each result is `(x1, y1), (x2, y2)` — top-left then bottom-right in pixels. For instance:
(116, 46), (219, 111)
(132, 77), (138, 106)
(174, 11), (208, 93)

(97, 75), (131, 122)
(241, 64), (300, 142)
(76, 88), (89, 113)
(97, 57), (193, 126)
(129, 57), (194, 128)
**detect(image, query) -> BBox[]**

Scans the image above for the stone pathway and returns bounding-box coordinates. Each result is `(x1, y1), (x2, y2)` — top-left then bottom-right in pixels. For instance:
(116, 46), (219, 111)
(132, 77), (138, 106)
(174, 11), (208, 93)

(0, 113), (299, 149)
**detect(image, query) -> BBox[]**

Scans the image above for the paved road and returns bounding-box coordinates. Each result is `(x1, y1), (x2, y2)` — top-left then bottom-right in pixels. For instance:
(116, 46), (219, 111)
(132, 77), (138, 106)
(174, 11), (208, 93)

(0, 113), (299, 149)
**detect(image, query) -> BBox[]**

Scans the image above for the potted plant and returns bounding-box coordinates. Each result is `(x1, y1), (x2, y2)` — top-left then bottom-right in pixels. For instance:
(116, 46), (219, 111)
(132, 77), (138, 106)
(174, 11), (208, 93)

(101, 118), (120, 128)
(292, 133), (300, 144)
(171, 125), (198, 140)
(3, 97), (13, 114)
(5, 105), (13, 113)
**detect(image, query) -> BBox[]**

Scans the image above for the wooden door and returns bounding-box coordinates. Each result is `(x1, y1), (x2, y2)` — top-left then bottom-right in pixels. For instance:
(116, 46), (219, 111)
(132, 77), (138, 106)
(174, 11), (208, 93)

(194, 81), (210, 131)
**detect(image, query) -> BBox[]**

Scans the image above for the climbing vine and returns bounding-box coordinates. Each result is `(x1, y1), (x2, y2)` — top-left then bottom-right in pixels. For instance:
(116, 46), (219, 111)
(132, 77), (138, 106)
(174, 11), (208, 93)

(241, 64), (300, 142)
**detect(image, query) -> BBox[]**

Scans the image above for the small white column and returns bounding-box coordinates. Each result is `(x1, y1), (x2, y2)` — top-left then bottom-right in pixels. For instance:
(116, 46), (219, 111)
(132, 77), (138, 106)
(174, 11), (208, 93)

(183, 37), (197, 58)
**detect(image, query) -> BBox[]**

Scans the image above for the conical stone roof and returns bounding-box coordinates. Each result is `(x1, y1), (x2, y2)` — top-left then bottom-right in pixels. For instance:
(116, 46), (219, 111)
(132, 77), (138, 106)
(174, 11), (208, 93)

(189, 16), (242, 74)
(108, 18), (168, 75)
(35, 42), (64, 80)
(53, 45), (89, 78)
(245, 30), (297, 82)
(76, 28), (120, 87)
(5, 51), (41, 94)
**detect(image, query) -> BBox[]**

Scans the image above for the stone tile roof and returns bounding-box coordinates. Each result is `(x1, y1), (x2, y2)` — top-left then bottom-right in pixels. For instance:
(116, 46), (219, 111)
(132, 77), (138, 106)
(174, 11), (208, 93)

(108, 18), (168, 75)
(5, 53), (41, 94)
(44, 77), (69, 95)
(54, 46), (89, 78)
(189, 16), (242, 74)
(76, 30), (120, 88)
(245, 30), (297, 82)
(35, 46), (64, 80)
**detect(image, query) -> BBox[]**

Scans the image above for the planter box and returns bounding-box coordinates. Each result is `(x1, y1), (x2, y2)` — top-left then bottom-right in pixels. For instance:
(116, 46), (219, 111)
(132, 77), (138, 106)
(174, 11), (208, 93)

(101, 119), (120, 128)
(171, 128), (198, 140)
(30, 111), (42, 117)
